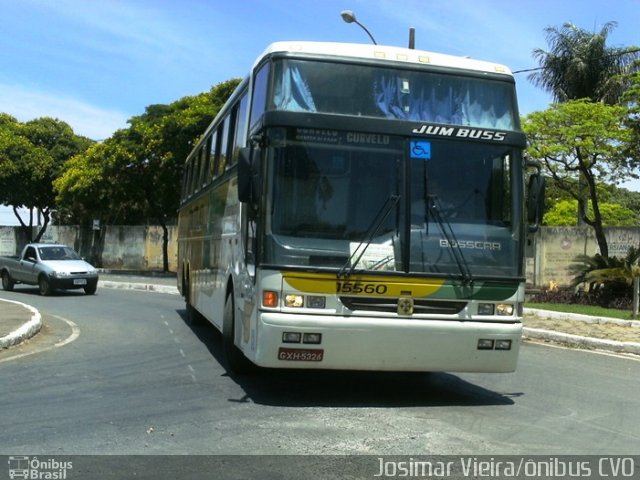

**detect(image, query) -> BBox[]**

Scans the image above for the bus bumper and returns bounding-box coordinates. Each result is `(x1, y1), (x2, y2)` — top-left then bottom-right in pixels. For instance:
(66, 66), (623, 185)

(251, 312), (522, 373)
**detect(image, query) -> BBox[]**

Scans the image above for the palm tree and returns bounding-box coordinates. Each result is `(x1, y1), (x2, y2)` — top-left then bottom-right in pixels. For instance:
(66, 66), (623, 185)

(571, 246), (640, 316)
(528, 21), (640, 242)
(529, 21), (640, 105)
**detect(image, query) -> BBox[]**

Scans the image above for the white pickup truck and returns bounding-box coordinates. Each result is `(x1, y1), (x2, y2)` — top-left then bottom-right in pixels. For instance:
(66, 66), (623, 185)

(0, 243), (99, 295)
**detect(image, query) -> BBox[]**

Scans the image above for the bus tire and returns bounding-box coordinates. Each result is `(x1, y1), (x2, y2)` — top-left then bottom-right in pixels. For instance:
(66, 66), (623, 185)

(222, 294), (254, 374)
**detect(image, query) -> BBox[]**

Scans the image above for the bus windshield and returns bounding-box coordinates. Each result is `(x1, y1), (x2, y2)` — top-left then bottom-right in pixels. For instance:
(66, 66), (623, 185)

(263, 127), (521, 278)
(271, 58), (518, 130)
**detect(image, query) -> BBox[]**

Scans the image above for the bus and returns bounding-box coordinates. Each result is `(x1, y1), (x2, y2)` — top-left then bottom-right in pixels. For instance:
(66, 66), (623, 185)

(177, 41), (544, 374)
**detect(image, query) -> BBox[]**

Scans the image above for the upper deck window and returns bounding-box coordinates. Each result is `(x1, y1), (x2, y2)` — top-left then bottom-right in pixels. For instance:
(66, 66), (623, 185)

(270, 59), (518, 130)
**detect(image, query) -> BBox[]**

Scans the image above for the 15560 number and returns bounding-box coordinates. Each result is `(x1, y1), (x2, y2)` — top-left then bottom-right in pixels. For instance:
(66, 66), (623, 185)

(336, 281), (388, 295)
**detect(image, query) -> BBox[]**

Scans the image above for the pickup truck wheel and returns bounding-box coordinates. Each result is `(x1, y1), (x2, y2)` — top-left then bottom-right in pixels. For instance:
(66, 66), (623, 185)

(1, 271), (14, 291)
(38, 275), (52, 296)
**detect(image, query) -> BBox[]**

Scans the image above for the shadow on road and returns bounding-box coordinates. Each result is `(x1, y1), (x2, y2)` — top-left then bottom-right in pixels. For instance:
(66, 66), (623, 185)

(178, 308), (520, 409)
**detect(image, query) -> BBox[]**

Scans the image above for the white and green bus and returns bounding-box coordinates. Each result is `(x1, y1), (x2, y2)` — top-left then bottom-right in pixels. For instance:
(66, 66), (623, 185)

(177, 41), (544, 374)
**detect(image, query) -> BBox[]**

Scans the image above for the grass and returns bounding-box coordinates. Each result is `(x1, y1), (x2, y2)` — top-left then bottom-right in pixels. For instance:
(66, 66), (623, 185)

(525, 302), (638, 320)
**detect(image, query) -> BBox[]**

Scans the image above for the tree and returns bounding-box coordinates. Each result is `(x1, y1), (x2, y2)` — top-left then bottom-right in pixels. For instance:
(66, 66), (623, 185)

(529, 21), (640, 105)
(571, 247), (640, 315)
(109, 79), (241, 272)
(544, 199), (637, 226)
(622, 70), (640, 163)
(55, 79), (241, 271)
(0, 116), (92, 242)
(528, 22), (640, 228)
(54, 139), (147, 226)
(523, 100), (633, 257)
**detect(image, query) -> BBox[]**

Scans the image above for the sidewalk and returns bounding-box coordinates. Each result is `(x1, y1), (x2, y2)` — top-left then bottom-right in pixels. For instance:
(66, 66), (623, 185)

(1, 272), (639, 355)
(0, 298), (42, 349)
(96, 270), (179, 295)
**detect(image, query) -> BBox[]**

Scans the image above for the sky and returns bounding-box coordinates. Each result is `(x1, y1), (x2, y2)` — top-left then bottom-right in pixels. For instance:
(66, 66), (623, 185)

(0, 0), (639, 224)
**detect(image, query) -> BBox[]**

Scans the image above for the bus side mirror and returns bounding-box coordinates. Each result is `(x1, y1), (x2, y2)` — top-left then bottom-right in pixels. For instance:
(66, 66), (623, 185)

(527, 173), (545, 233)
(238, 147), (260, 206)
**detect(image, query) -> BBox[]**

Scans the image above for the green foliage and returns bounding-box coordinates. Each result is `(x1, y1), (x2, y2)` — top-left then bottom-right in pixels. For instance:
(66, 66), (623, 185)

(622, 70), (640, 165)
(570, 247), (640, 286)
(567, 246), (640, 308)
(55, 78), (241, 227)
(526, 301), (636, 320)
(523, 99), (634, 257)
(544, 199), (638, 226)
(530, 249), (638, 311)
(54, 78), (241, 271)
(0, 116), (92, 241)
(528, 21), (640, 104)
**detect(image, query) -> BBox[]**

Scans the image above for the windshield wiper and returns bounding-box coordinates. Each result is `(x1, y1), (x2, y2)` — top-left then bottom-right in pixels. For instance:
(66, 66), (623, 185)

(427, 194), (473, 285)
(338, 194), (400, 278)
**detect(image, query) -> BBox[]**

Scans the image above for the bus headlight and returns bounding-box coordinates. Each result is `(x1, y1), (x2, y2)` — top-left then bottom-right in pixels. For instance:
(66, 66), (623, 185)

(478, 303), (494, 315)
(283, 294), (326, 309)
(284, 294), (304, 308)
(306, 296), (326, 309)
(496, 304), (514, 316)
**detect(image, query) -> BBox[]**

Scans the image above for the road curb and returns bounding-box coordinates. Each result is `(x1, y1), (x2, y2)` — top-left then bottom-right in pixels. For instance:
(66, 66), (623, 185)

(523, 307), (640, 354)
(522, 326), (640, 355)
(0, 298), (42, 349)
(524, 307), (640, 328)
(98, 280), (179, 295)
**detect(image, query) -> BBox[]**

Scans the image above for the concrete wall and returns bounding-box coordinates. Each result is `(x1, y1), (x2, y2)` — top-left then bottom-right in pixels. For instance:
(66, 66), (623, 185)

(0, 225), (178, 272)
(1, 225), (638, 285)
(529, 227), (640, 288)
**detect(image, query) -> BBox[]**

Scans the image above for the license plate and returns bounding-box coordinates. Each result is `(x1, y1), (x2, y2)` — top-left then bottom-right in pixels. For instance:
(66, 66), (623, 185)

(73, 279), (87, 285)
(278, 348), (324, 362)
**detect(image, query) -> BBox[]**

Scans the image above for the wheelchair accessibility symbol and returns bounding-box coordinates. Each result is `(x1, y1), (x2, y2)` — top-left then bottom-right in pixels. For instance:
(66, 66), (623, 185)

(410, 140), (431, 159)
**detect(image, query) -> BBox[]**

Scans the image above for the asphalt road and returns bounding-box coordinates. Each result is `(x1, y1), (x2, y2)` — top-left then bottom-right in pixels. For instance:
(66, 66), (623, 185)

(0, 286), (639, 459)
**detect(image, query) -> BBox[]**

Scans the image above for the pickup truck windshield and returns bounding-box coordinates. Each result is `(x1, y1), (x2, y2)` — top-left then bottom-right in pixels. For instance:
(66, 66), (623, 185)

(38, 246), (81, 261)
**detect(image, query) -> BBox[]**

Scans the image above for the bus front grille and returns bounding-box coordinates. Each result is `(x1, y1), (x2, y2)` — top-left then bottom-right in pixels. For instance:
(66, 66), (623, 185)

(339, 297), (467, 315)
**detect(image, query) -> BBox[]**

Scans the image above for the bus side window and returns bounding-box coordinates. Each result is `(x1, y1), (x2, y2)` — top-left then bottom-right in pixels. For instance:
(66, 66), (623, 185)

(218, 118), (230, 173)
(185, 157), (196, 198)
(197, 147), (209, 190)
(191, 148), (202, 193)
(205, 135), (213, 183)
(250, 63), (270, 131)
(231, 93), (249, 165)
(210, 130), (220, 178)
(181, 164), (189, 200)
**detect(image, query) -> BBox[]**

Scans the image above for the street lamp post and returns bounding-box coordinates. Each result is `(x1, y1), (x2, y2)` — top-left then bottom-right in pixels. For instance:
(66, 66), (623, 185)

(340, 10), (377, 45)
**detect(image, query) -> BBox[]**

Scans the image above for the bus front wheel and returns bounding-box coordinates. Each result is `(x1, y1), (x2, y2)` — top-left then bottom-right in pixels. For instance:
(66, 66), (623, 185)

(222, 294), (254, 375)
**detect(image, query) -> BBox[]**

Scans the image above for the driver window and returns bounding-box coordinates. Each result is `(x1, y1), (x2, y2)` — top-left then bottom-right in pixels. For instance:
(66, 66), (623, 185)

(25, 246), (37, 261)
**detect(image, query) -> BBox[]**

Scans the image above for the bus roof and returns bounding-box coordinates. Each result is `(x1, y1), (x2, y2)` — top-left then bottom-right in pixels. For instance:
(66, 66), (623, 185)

(255, 41), (513, 76)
